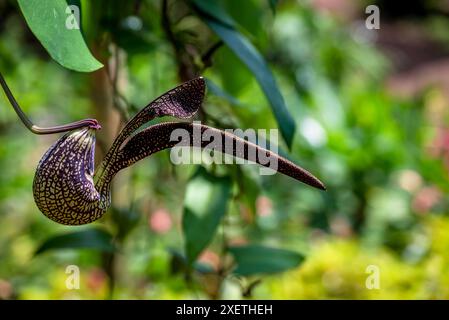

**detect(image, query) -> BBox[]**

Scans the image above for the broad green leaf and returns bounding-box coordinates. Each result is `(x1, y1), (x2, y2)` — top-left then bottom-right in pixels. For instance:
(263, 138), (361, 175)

(17, 0), (103, 72)
(229, 245), (305, 276)
(35, 228), (115, 255)
(191, 0), (236, 28)
(192, 0), (296, 147)
(183, 167), (232, 264)
(207, 18), (296, 147)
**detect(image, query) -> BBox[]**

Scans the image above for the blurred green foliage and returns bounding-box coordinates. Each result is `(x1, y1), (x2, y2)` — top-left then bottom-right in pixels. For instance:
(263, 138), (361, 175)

(264, 217), (449, 299)
(0, 0), (448, 300)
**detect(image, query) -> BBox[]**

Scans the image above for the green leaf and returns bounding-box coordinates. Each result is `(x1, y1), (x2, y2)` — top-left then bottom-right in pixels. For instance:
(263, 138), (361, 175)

(17, 0), (103, 72)
(229, 245), (305, 276)
(35, 228), (115, 255)
(191, 0), (236, 28)
(182, 166), (232, 264)
(192, 0), (296, 147)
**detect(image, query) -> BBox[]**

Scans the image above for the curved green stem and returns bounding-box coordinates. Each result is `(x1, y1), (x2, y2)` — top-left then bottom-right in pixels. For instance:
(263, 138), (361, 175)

(0, 72), (100, 134)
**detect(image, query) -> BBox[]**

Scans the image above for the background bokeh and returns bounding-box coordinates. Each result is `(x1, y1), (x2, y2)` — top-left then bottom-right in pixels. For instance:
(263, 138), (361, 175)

(1, 0), (449, 299)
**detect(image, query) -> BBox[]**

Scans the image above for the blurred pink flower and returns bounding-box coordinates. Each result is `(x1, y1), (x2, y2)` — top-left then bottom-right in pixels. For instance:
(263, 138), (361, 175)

(428, 128), (449, 169)
(0, 279), (12, 299)
(87, 268), (107, 293)
(239, 204), (253, 223)
(149, 208), (173, 234)
(228, 237), (248, 246)
(256, 196), (273, 217)
(330, 216), (353, 238)
(412, 186), (442, 214)
(311, 0), (358, 20)
(198, 250), (220, 271)
(430, 127), (449, 155)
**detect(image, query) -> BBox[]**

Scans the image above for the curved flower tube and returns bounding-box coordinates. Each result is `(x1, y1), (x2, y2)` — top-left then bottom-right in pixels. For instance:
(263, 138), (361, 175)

(1, 74), (325, 225)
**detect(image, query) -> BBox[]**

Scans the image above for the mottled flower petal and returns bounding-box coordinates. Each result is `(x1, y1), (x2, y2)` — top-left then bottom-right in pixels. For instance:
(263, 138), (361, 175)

(113, 122), (326, 190)
(33, 127), (104, 225)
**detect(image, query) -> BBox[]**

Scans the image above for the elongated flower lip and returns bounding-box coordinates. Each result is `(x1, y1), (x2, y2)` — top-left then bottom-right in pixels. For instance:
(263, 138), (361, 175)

(114, 121), (327, 191)
(312, 177), (326, 190)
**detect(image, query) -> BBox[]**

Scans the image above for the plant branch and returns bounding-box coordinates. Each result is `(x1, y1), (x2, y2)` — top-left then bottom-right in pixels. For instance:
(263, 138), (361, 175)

(0, 72), (100, 134)
(161, 0), (196, 82)
(201, 40), (223, 70)
(105, 45), (131, 123)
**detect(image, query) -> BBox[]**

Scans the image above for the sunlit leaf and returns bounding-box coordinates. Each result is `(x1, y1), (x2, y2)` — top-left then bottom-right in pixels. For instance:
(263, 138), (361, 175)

(183, 166), (232, 264)
(35, 228), (115, 255)
(229, 245), (305, 276)
(17, 0), (103, 72)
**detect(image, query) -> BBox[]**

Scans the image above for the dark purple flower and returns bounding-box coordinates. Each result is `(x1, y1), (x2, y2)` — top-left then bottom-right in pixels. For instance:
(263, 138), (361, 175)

(1, 74), (325, 225)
